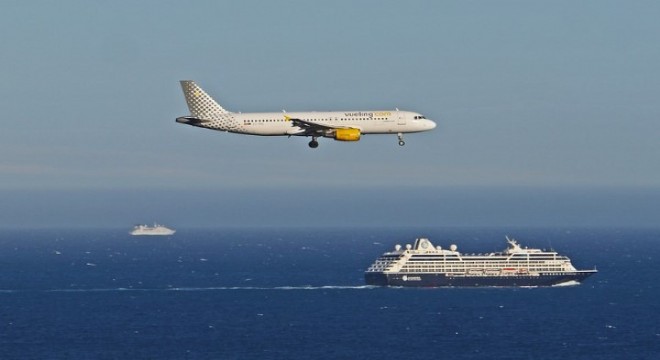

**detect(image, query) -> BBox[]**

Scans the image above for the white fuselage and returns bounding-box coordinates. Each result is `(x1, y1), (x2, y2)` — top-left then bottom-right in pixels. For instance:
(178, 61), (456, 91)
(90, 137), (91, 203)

(184, 110), (435, 136)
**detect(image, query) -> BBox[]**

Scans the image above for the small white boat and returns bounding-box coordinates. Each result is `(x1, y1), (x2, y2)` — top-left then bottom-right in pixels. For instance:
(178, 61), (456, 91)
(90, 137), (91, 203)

(129, 224), (176, 236)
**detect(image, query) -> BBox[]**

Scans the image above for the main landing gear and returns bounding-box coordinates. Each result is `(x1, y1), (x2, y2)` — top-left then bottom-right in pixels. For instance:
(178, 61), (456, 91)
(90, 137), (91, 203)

(397, 132), (405, 146)
(308, 137), (319, 148)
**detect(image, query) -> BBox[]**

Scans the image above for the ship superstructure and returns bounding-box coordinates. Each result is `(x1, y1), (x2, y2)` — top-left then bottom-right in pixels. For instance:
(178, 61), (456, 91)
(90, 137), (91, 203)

(365, 237), (596, 287)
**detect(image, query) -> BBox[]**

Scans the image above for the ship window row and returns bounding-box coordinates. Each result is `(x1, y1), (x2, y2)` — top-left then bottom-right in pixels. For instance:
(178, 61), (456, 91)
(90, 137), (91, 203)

(409, 254), (559, 258)
(399, 268), (565, 274)
(400, 265), (565, 271)
(371, 262), (394, 266)
(403, 263), (567, 268)
(370, 266), (394, 270)
(404, 263), (564, 269)
(403, 261), (567, 266)
(408, 258), (464, 262)
(402, 262), (566, 267)
(408, 259), (564, 264)
(374, 261), (398, 265)
(408, 255), (560, 260)
(404, 260), (565, 266)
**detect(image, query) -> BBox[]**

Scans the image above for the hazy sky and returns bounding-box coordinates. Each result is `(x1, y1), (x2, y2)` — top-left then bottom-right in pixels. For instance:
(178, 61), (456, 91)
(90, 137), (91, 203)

(1, 1), (659, 227)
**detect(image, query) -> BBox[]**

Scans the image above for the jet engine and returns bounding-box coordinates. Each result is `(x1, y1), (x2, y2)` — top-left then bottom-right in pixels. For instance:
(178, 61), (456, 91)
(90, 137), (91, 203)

(333, 128), (361, 141)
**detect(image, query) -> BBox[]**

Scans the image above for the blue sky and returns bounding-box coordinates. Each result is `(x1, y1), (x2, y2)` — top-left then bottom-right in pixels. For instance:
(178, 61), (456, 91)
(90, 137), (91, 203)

(1, 1), (659, 227)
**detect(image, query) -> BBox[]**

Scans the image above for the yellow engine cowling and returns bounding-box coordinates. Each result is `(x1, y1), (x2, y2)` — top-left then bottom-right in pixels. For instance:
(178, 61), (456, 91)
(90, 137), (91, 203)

(334, 128), (361, 141)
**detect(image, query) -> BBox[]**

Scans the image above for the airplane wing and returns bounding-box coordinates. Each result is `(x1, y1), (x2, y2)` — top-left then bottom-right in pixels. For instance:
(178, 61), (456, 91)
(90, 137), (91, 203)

(285, 115), (353, 136)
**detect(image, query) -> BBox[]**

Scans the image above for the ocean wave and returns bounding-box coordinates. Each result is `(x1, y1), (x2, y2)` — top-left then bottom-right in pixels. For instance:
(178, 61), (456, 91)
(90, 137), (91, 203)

(552, 280), (581, 287)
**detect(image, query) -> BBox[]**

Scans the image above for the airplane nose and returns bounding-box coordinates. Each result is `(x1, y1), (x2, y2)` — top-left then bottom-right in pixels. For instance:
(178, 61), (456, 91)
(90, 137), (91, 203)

(427, 119), (437, 130)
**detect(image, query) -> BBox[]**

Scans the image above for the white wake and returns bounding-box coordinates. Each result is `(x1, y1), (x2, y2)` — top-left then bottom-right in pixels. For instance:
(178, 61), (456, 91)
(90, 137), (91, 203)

(34, 285), (378, 293)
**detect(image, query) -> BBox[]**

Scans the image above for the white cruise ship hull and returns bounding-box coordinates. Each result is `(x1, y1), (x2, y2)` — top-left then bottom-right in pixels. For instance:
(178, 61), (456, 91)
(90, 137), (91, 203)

(130, 230), (176, 236)
(365, 270), (597, 287)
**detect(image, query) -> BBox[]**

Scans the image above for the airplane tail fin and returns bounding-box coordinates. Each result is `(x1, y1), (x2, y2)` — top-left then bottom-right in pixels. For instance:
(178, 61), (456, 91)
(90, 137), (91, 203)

(179, 80), (229, 117)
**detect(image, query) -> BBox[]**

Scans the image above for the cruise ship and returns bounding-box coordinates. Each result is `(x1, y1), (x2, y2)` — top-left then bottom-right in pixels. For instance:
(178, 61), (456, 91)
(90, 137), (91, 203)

(365, 236), (596, 287)
(129, 224), (176, 236)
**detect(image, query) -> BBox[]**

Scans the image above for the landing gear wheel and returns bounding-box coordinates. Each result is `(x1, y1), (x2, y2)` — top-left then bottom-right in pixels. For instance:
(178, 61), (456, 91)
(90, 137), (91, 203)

(397, 133), (405, 146)
(398, 140), (405, 146)
(309, 140), (319, 148)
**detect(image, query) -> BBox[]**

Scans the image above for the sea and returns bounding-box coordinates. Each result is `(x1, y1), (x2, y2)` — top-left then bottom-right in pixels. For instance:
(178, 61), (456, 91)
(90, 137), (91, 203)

(0, 227), (658, 359)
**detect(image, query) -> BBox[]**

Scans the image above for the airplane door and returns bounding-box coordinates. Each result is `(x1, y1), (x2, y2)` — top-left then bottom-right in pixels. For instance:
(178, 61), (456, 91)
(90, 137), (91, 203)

(397, 111), (407, 125)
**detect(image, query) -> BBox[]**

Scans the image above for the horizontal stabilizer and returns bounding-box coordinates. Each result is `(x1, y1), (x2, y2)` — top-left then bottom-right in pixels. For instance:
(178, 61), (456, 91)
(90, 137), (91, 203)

(176, 116), (211, 125)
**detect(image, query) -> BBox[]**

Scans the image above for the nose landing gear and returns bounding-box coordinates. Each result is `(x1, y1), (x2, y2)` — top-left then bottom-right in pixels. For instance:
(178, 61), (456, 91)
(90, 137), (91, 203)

(397, 133), (405, 146)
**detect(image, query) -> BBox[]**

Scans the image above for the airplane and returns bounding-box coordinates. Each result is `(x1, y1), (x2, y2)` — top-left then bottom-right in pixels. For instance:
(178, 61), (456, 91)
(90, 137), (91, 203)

(176, 80), (436, 148)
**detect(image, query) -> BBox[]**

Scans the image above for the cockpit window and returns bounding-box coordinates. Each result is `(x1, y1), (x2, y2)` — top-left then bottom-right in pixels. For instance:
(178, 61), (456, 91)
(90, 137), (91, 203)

(414, 115), (427, 120)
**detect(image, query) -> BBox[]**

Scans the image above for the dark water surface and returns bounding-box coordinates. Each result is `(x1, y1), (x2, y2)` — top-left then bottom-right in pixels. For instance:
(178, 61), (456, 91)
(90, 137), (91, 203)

(1, 227), (658, 359)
